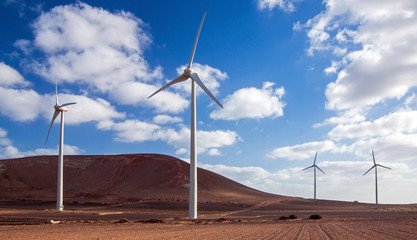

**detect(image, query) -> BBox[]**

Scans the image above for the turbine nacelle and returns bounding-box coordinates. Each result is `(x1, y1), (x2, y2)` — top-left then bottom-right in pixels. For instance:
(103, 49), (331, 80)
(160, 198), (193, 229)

(363, 150), (392, 176)
(302, 152), (325, 174)
(302, 164), (325, 174)
(46, 83), (76, 145)
(55, 105), (69, 112)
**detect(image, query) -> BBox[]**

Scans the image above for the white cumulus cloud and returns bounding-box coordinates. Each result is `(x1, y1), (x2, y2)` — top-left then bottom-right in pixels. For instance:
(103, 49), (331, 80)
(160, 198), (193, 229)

(266, 140), (337, 160)
(0, 87), (44, 122)
(0, 62), (125, 125)
(0, 62), (30, 87)
(0, 85), (124, 125)
(44, 93), (126, 125)
(152, 115), (182, 124)
(328, 110), (417, 141)
(98, 120), (239, 155)
(18, 2), (165, 111)
(0, 127), (82, 159)
(110, 81), (189, 114)
(257, 0), (296, 12)
(210, 81), (285, 120)
(301, 0), (417, 110)
(313, 108), (366, 128)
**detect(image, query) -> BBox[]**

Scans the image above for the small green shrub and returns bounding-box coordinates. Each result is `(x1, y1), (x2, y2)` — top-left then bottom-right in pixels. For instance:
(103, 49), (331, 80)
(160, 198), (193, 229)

(289, 214), (298, 219)
(309, 214), (322, 220)
(279, 216), (289, 220)
(118, 218), (128, 223)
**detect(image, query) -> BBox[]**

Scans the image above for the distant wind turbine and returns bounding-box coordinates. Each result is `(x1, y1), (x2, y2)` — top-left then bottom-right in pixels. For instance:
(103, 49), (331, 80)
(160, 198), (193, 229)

(302, 152), (325, 200)
(45, 81), (76, 211)
(148, 11), (223, 219)
(363, 150), (391, 204)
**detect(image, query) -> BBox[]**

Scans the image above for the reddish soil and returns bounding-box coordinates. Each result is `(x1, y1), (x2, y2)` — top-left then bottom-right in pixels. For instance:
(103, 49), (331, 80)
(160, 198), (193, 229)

(0, 154), (278, 204)
(1, 199), (416, 239)
(1, 154), (416, 239)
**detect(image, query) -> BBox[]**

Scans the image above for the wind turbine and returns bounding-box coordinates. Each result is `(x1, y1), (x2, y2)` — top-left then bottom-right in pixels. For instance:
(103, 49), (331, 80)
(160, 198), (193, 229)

(148, 11), (223, 219)
(45, 81), (76, 211)
(302, 152), (325, 200)
(363, 150), (391, 204)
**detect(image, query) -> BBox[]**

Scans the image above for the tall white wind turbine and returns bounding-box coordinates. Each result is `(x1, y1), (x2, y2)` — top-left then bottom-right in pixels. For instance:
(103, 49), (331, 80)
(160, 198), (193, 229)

(45, 81), (76, 211)
(302, 152), (325, 200)
(148, 11), (223, 219)
(363, 150), (391, 204)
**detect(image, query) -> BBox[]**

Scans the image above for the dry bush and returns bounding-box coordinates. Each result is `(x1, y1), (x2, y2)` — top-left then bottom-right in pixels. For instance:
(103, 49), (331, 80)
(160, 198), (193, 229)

(138, 219), (164, 223)
(309, 214), (322, 220)
(385, 207), (417, 213)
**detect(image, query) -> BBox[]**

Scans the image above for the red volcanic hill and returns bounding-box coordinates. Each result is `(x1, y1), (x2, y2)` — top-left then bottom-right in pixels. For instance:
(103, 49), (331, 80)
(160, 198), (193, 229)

(0, 154), (277, 204)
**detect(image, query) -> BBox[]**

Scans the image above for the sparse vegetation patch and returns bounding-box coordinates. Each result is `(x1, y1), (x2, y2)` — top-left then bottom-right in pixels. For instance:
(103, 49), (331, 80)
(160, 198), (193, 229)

(278, 214), (297, 220)
(137, 218), (164, 223)
(309, 214), (322, 220)
(384, 207), (417, 213)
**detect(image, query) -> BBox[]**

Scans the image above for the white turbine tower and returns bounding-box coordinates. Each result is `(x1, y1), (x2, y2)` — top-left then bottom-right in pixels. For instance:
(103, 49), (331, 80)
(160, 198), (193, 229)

(363, 150), (391, 204)
(302, 152), (325, 200)
(148, 11), (223, 219)
(45, 81), (76, 211)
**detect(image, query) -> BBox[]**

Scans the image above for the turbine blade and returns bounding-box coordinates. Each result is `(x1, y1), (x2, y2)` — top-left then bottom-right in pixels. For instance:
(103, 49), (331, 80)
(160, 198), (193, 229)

(148, 74), (188, 99)
(372, 150), (376, 164)
(314, 152), (318, 164)
(190, 72), (223, 108)
(302, 165), (314, 171)
(377, 164), (392, 170)
(316, 165), (325, 174)
(55, 80), (59, 106)
(188, 11), (207, 68)
(363, 165), (375, 176)
(61, 102), (77, 107)
(45, 110), (60, 144)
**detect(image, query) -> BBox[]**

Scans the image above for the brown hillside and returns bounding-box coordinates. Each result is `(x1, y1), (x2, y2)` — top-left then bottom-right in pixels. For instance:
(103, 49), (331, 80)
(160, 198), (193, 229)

(0, 154), (278, 204)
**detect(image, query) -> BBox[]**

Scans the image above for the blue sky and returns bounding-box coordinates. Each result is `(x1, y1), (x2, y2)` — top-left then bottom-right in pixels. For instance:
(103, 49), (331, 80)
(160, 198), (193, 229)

(1, 0), (417, 204)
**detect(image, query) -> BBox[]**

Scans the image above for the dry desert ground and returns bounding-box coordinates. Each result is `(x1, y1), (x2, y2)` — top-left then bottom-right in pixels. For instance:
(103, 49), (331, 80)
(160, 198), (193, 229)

(1, 199), (417, 240)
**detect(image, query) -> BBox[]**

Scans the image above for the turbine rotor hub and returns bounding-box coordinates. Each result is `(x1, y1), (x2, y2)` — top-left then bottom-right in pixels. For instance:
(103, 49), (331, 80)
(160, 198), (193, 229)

(184, 68), (195, 77)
